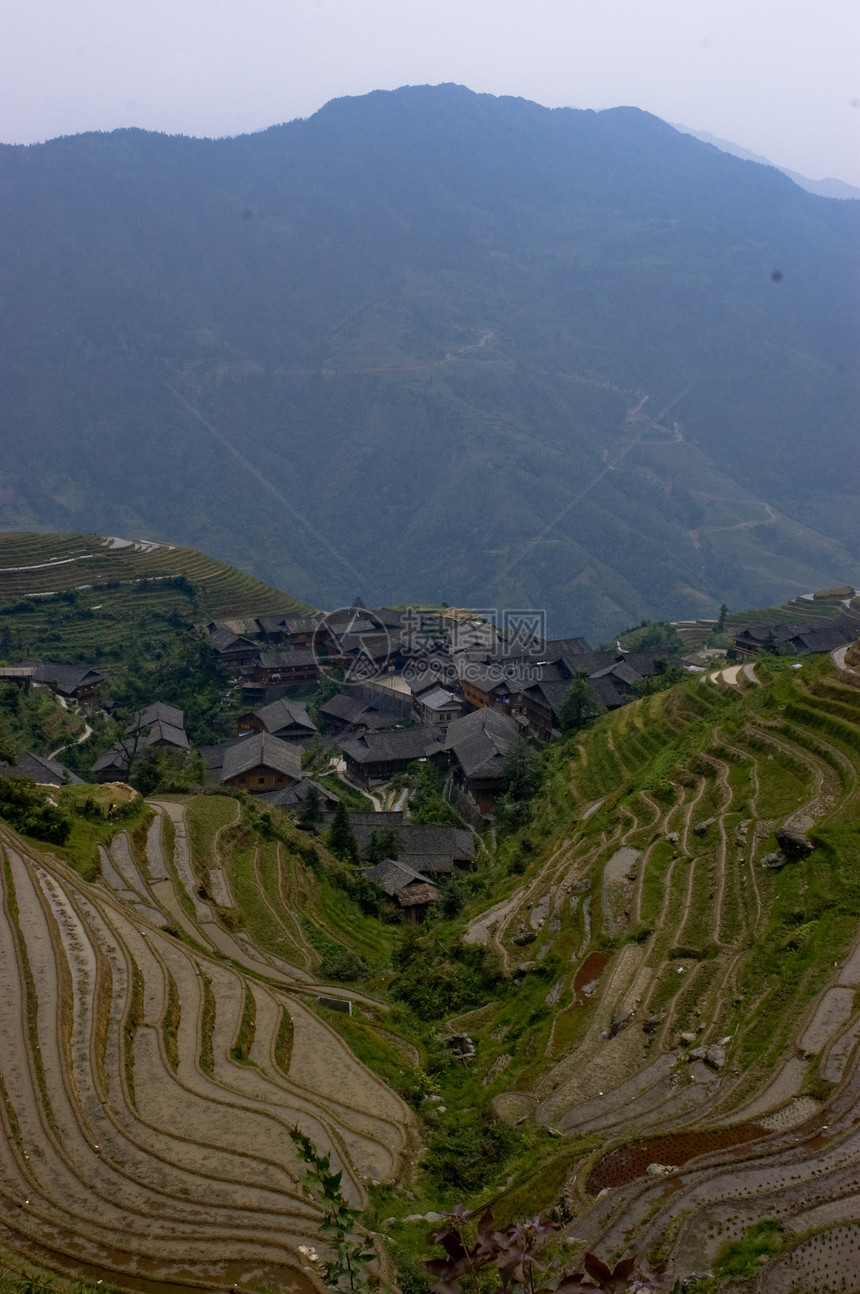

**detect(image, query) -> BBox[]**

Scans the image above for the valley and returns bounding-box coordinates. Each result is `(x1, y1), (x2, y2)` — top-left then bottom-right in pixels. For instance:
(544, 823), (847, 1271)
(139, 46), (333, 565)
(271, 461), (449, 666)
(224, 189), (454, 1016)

(1, 532), (859, 1291)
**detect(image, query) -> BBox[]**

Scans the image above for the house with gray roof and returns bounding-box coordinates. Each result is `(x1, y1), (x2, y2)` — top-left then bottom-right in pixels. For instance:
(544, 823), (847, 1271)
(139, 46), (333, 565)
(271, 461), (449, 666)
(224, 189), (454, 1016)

(347, 812), (475, 873)
(443, 707), (521, 814)
(220, 732), (302, 793)
(414, 685), (464, 726)
(339, 727), (445, 785)
(24, 660), (104, 705)
(363, 858), (439, 921)
(1, 752), (83, 786)
(238, 696), (318, 743)
(125, 702), (189, 751)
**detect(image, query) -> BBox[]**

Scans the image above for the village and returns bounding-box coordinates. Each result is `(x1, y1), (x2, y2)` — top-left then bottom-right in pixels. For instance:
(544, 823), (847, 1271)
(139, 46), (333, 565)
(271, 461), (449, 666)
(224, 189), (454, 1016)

(1, 592), (857, 923)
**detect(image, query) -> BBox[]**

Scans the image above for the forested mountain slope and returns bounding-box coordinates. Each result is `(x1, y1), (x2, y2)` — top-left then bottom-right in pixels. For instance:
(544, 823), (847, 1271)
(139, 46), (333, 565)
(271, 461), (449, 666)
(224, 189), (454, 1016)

(1, 84), (858, 636)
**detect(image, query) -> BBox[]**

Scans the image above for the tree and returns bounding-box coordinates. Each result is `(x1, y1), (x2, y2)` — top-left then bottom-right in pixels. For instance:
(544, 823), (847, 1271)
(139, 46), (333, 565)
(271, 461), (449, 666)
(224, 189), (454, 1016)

(718, 602), (729, 632)
(365, 826), (402, 862)
(559, 670), (598, 732)
(327, 799), (359, 863)
(298, 782), (323, 830)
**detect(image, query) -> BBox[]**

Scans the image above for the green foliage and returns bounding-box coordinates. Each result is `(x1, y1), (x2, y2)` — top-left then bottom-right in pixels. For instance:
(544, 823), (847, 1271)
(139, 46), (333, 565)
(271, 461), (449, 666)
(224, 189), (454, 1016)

(0, 683), (84, 761)
(711, 1218), (789, 1281)
(559, 669), (599, 732)
(0, 775), (72, 844)
(128, 747), (207, 795)
(619, 621), (684, 655)
(407, 761), (460, 826)
(390, 930), (497, 1019)
(496, 739), (544, 832)
(423, 1123), (522, 1197)
(328, 799), (360, 862)
(632, 660), (686, 697)
(298, 782), (324, 829)
(290, 1128), (379, 1292)
(364, 825), (404, 862)
(318, 948), (369, 982)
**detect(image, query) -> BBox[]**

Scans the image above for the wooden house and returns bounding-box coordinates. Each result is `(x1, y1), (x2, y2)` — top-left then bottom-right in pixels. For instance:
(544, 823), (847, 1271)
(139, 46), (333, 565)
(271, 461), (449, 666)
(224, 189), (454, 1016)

(363, 858), (439, 922)
(339, 727), (445, 785)
(206, 624), (261, 665)
(250, 650), (322, 686)
(126, 702), (189, 751)
(442, 707), (521, 815)
(220, 732), (302, 793)
(1, 752), (82, 786)
(237, 696), (318, 743)
(414, 685), (465, 727)
(25, 660), (104, 706)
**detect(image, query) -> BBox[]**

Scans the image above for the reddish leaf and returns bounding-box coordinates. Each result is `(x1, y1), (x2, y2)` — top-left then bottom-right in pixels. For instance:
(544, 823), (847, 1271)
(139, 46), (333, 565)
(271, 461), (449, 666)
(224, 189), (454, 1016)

(427, 1227), (469, 1262)
(424, 1257), (472, 1281)
(552, 1277), (599, 1294)
(584, 1254), (613, 1283)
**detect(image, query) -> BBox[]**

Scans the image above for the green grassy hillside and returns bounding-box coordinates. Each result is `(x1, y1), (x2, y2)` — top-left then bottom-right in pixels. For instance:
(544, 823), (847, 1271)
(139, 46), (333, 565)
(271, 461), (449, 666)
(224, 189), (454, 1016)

(2, 616), (860, 1290)
(0, 530), (311, 663)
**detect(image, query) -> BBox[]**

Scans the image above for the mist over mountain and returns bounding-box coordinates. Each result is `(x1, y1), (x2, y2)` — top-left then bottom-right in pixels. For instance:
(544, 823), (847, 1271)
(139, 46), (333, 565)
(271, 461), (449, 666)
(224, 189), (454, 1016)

(1, 83), (857, 637)
(669, 122), (860, 201)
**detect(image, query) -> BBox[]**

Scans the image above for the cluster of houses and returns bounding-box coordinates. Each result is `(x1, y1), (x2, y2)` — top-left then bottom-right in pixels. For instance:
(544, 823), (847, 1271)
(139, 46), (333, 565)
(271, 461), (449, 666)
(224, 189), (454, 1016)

(5, 600), (859, 920)
(195, 605), (691, 815)
(730, 613), (858, 658)
(328, 811), (476, 921)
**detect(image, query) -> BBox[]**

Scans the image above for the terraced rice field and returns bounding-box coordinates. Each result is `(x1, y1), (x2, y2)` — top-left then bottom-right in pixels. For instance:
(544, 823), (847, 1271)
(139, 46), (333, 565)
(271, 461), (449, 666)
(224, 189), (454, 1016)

(463, 654), (860, 1284)
(0, 531), (310, 659)
(0, 795), (414, 1291)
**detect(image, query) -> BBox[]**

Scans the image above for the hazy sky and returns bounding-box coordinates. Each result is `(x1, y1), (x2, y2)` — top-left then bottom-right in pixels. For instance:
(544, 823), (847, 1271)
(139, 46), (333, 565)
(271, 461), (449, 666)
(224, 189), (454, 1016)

(2, 0), (858, 184)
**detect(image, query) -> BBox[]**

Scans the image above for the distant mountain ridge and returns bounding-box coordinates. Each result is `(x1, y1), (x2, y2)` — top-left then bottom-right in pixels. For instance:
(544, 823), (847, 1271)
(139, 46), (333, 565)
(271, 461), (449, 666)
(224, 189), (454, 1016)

(669, 122), (860, 200)
(1, 83), (858, 638)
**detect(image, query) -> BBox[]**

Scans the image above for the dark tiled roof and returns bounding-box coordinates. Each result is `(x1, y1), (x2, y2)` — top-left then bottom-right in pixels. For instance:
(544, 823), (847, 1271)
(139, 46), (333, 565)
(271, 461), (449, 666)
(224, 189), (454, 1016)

(144, 721), (190, 750)
(320, 694), (371, 722)
(340, 728), (445, 765)
(221, 733), (302, 781)
(419, 687), (463, 712)
(198, 736), (249, 773)
(364, 858), (439, 906)
(444, 707), (520, 780)
(2, 752), (83, 785)
(590, 660), (642, 687)
(348, 811), (405, 828)
(790, 625), (856, 653)
(619, 651), (664, 677)
(252, 697), (317, 734)
(256, 650), (319, 668)
(91, 744), (129, 774)
(406, 667), (456, 698)
(455, 659), (515, 693)
(127, 702), (184, 732)
(24, 660), (104, 694)
(257, 777), (339, 808)
(208, 626), (259, 654)
(400, 853), (454, 874)
(350, 818), (475, 862)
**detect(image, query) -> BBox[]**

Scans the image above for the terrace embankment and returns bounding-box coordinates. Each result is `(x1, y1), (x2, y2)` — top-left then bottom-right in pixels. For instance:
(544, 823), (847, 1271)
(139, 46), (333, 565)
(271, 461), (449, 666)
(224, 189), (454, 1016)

(0, 789), (415, 1292)
(461, 653), (860, 1283)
